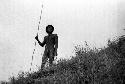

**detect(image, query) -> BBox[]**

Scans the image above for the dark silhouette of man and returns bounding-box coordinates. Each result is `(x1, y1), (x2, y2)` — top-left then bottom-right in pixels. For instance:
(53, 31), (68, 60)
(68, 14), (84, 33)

(35, 25), (58, 70)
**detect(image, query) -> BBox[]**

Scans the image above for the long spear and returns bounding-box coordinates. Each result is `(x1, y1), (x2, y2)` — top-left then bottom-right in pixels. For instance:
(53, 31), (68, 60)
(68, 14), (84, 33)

(30, 5), (44, 71)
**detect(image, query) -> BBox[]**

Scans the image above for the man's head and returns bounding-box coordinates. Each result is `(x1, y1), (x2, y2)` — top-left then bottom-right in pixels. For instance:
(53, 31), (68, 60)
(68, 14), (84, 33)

(46, 25), (54, 34)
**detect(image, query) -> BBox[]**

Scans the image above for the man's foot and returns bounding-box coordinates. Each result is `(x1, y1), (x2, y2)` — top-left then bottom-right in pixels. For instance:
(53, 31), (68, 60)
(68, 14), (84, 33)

(40, 68), (44, 72)
(41, 65), (45, 71)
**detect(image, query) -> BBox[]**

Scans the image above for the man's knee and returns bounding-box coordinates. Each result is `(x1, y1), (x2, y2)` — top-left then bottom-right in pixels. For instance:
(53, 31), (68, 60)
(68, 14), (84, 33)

(42, 54), (48, 65)
(49, 56), (54, 64)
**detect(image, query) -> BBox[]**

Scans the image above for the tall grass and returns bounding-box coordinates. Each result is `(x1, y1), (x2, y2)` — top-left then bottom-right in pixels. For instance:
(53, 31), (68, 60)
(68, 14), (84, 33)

(8, 36), (125, 84)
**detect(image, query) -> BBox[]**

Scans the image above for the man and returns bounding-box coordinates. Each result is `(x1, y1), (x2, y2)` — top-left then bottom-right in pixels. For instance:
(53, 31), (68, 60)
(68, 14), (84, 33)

(35, 25), (58, 69)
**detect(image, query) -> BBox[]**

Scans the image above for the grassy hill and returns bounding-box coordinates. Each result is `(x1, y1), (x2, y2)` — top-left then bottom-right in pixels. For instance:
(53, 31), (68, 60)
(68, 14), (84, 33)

(8, 35), (125, 84)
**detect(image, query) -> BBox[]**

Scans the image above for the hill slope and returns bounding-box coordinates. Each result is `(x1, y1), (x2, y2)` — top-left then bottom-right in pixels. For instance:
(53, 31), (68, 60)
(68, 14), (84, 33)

(8, 36), (125, 84)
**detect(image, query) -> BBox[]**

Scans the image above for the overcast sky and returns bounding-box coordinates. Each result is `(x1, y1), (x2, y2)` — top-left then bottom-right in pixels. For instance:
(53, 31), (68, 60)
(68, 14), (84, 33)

(0, 0), (124, 81)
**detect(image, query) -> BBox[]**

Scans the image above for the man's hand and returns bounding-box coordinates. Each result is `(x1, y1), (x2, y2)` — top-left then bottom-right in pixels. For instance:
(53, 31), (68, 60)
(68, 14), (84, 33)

(35, 35), (38, 41)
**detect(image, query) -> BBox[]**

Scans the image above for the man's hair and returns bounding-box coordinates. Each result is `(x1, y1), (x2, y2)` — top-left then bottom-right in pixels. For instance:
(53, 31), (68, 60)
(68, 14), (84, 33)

(46, 25), (54, 34)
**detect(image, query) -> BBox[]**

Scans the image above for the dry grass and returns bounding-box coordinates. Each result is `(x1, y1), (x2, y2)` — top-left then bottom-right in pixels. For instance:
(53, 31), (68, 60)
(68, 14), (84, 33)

(8, 36), (125, 84)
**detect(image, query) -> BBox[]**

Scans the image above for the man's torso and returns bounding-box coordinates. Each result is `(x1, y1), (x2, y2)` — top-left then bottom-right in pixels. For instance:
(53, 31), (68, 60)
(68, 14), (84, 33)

(44, 34), (57, 49)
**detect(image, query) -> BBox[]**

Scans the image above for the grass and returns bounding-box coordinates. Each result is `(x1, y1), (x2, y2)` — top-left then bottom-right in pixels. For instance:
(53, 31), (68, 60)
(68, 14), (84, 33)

(7, 35), (125, 84)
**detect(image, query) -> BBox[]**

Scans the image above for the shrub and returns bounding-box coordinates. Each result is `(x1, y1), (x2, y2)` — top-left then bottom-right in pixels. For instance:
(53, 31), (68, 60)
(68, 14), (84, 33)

(8, 35), (125, 84)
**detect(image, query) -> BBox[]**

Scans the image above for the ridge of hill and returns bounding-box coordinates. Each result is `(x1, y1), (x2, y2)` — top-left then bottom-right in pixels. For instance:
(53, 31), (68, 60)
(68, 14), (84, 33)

(8, 35), (125, 84)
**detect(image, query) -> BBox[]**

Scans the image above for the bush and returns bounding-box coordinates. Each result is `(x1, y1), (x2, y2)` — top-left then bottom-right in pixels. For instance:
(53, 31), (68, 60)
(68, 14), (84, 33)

(8, 35), (125, 84)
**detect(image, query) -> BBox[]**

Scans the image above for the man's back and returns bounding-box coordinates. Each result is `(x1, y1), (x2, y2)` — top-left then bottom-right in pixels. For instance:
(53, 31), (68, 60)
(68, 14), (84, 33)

(44, 34), (58, 49)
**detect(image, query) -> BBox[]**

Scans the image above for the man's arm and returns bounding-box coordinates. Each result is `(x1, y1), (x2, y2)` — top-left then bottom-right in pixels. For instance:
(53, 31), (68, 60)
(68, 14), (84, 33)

(35, 35), (46, 47)
(55, 34), (58, 49)
(54, 34), (58, 56)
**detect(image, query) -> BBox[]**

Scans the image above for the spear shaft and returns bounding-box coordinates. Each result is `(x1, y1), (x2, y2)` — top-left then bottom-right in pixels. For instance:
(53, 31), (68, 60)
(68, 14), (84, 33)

(30, 5), (43, 71)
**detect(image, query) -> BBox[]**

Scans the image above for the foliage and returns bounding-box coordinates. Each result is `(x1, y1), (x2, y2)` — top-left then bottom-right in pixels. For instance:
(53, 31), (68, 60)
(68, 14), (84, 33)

(8, 35), (125, 84)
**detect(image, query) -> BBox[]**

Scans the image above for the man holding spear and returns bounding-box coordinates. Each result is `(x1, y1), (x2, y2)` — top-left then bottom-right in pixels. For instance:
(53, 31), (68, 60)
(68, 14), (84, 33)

(35, 25), (58, 70)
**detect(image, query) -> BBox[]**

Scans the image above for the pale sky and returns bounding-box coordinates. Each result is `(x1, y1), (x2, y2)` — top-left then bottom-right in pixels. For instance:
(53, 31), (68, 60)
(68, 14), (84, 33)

(0, 0), (124, 81)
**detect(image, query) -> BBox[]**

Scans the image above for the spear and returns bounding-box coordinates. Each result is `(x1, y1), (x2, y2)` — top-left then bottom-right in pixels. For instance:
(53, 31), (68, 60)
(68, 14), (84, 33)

(30, 5), (44, 71)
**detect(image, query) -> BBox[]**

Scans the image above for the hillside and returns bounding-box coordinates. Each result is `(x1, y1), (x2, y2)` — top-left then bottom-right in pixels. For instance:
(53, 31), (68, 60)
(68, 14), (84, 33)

(8, 35), (125, 84)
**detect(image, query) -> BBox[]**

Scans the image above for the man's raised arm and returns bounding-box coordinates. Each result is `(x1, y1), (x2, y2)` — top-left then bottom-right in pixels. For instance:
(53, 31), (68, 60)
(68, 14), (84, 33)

(35, 35), (46, 47)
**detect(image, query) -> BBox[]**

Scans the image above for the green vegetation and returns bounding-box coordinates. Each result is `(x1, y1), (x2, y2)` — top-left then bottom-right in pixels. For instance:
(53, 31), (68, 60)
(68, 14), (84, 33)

(8, 35), (125, 84)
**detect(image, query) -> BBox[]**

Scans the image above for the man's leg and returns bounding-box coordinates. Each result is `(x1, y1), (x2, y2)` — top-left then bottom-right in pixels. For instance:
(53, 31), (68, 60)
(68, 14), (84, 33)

(49, 49), (55, 67)
(41, 51), (48, 70)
